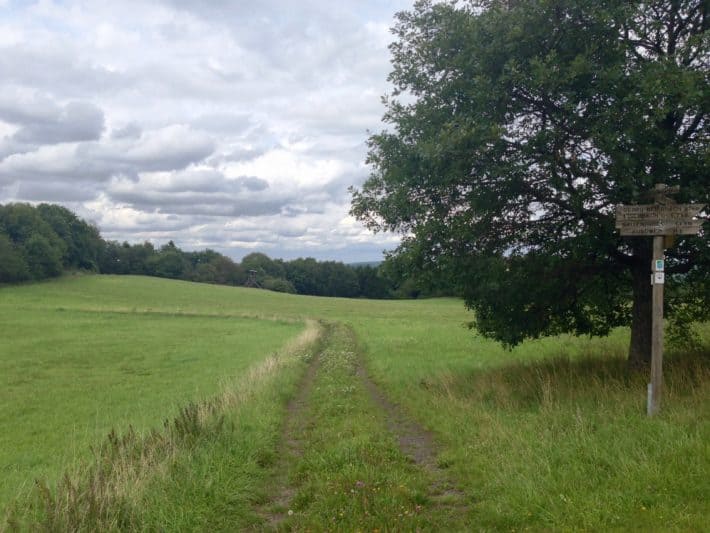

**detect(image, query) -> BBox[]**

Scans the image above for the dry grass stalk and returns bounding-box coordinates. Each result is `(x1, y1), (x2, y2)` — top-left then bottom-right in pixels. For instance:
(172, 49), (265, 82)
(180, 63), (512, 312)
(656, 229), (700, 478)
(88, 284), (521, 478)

(2, 320), (323, 532)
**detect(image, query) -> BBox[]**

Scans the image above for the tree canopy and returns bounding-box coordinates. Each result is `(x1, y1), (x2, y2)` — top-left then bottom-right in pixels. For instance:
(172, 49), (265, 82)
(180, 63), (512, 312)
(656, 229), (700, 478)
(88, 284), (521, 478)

(0, 202), (401, 300)
(351, 0), (709, 364)
(0, 203), (103, 282)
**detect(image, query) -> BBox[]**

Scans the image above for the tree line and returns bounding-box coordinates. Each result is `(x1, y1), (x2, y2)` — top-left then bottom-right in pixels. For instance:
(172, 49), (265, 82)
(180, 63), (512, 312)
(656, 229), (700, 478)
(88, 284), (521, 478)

(0, 203), (104, 281)
(0, 202), (442, 299)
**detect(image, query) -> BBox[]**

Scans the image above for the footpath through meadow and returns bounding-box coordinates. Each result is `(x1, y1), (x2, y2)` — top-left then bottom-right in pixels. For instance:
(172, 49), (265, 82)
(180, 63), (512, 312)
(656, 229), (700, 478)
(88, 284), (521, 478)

(256, 321), (470, 530)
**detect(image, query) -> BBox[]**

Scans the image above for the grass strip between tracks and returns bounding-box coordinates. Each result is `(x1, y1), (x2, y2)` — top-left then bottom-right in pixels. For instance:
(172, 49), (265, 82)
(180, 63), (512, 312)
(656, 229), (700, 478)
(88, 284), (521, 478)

(257, 322), (471, 531)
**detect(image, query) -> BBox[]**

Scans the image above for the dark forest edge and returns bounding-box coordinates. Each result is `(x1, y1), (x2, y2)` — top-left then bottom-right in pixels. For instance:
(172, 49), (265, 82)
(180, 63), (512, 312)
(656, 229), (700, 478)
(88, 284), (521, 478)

(0, 202), (448, 299)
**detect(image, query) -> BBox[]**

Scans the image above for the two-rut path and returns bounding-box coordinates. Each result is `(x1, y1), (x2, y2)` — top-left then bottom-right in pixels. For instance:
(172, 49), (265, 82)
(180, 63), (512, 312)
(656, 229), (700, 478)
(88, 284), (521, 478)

(257, 322), (469, 530)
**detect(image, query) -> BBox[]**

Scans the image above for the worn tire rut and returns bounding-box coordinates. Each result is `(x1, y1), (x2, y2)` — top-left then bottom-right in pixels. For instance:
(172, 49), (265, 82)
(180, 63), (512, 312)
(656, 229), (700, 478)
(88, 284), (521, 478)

(351, 330), (467, 508)
(257, 322), (467, 528)
(257, 324), (326, 529)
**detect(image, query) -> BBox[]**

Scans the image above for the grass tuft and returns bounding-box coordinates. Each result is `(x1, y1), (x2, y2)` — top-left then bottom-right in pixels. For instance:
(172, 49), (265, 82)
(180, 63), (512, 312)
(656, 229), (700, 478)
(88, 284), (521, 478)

(3, 321), (323, 531)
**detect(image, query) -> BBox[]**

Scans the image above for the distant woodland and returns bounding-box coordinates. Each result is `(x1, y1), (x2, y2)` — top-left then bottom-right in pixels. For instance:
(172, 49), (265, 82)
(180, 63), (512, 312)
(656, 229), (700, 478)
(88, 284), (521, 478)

(0, 202), (441, 299)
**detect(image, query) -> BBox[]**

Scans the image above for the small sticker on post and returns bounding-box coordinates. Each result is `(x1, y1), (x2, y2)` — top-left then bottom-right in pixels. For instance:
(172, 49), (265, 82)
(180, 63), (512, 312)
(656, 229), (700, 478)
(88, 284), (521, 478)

(653, 272), (665, 284)
(653, 259), (664, 272)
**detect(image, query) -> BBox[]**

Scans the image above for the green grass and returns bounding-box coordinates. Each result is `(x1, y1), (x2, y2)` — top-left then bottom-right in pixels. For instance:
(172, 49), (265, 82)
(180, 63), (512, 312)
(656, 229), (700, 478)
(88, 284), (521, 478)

(21, 322), (322, 531)
(262, 322), (470, 531)
(0, 278), (302, 509)
(2, 274), (708, 530)
(348, 316), (709, 530)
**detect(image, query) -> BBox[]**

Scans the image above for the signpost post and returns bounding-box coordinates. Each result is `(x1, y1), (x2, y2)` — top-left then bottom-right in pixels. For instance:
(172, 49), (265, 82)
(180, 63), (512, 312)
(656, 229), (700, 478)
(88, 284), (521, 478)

(649, 234), (664, 416)
(615, 184), (705, 416)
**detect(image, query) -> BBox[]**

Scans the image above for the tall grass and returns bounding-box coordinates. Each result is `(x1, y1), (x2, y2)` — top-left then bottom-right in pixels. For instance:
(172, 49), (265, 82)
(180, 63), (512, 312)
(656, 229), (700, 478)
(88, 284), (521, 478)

(426, 343), (709, 410)
(2, 321), (322, 531)
(363, 326), (710, 530)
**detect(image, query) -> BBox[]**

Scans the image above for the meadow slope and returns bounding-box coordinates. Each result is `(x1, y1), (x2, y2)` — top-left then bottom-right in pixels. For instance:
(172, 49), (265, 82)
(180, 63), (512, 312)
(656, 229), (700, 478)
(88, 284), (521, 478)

(1, 275), (708, 530)
(0, 276), (303, 508)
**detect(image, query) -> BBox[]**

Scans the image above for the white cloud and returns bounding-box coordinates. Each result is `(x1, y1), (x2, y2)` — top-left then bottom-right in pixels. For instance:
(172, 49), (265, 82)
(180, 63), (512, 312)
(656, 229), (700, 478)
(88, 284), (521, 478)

(0, 0), (411, 262)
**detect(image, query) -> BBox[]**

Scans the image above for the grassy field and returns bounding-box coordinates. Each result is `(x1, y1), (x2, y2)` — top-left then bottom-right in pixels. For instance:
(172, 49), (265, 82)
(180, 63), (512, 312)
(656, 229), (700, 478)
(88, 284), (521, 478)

(1, 274), (708, 530)
(0, 276), (303, 508)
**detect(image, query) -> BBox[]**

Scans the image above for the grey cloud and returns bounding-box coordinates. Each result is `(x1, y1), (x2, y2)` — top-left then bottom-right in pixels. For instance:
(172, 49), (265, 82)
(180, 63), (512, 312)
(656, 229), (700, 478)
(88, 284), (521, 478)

(106, 170), (280, 217)
(163, 0), (395, 97)
(0, 125), (215, 183)
(0, 96), (105, 158)
(0, 144), (114, 183)
(0, 138), (33, 160)
(16, 179), (101, 202)
(0, 46), (125, 98)
(281, 205), (309, 217)
(108, 188), (284, 218)
(0, 92), (60, 125)
(101, 216), (196, 235)
(323, 169), (367, 200)
(191, 113), (253, 134)
(273, 225), (307, 238)
(167, 200), (287, 217)
(234, 176), (269, 191)
(11, 101), (105, 145)
(219, 146), (266, 162)
(154, 171), (268, 194)
(213, 124), (282, 164)
(85, 126), (215, 173)
(111, 123), (142, 140)
(154, 169), (228, 193)
(280, 201), (327, 217)
(104, 172), (340, 221)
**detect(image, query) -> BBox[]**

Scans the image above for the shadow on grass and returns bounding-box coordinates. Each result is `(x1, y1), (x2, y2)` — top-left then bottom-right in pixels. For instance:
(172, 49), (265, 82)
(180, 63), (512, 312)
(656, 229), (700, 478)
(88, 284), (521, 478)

(420, 344), (710, 411)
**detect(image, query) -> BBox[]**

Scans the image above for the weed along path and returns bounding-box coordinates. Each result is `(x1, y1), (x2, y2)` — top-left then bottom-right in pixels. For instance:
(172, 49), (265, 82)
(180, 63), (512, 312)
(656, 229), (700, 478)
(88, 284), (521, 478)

(258, 321), (470, 530)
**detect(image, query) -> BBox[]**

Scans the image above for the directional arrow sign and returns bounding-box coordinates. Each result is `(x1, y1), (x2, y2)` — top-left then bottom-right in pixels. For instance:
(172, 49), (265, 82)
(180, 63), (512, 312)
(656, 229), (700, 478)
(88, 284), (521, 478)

(615, 203), (704, 222)
(617, 220), (703, 236)
(616, 203), (705, 236)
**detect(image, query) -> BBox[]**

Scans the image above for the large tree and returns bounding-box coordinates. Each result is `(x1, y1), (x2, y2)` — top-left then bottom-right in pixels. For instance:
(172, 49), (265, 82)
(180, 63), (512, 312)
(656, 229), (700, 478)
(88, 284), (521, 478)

(351, 0), (709, 366)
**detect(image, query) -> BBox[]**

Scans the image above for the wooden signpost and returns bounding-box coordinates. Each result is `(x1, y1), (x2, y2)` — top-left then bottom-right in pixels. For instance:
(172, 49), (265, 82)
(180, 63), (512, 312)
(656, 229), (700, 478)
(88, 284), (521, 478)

(615, 184), (705, 416)
(616, 204), (703, 236)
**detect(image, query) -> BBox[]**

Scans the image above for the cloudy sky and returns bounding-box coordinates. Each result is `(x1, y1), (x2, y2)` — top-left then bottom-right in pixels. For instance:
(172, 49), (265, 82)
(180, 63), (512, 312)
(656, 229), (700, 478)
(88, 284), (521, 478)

(0, 0), (411, 262)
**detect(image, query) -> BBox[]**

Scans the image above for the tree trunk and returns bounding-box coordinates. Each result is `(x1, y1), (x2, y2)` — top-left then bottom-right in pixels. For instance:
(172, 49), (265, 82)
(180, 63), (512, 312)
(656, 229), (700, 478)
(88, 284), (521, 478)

(628, 242), (652, 369)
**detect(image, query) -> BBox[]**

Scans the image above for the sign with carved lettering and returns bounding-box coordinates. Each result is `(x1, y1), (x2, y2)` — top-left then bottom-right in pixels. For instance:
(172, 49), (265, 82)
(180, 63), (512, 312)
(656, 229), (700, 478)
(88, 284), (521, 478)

(615, 204), (704, 236)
